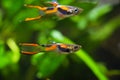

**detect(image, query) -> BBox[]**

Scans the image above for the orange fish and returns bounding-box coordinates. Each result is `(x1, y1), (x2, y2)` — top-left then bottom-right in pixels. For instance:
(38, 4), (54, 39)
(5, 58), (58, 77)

(19, 42), (81, 54)
(24, 1), (83, 21)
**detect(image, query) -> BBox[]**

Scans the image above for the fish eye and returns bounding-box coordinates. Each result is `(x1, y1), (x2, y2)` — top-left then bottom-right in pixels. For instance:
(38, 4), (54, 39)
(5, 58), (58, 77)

(75, 9), (78, 11)
(74, 8), (79, 14)
(74, 46), (79, 49)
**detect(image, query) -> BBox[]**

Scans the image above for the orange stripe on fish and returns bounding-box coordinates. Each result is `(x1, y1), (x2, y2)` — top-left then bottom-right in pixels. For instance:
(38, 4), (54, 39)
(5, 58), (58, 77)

(58, 44), (68, 48)
(21, 51), (37, 54)
(45, 44), (57, 51)
(58, 6), (69, 11)
(19, 43), (39, 46)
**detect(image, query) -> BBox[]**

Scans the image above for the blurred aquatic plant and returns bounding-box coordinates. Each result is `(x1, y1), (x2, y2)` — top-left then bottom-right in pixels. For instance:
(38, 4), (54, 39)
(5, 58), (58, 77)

(0, 0), (120, 80)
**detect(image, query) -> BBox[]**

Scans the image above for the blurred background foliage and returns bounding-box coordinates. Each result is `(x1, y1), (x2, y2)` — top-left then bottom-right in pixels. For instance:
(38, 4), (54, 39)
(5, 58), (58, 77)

(0, 0), (120, 80)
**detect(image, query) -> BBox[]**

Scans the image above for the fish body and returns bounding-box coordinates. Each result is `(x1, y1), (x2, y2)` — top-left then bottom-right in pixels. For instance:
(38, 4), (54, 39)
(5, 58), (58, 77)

(24, 1), (83, 21)
(56, 5), (82, 18)
(19, 42), (81, 54)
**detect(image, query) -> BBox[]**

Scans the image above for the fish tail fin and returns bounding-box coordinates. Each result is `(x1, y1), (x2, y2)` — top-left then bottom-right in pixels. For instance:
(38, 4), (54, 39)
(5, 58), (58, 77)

(25, 16), (42, 21)
(19, 43), (41, 54)
(20, 51), (38, 54)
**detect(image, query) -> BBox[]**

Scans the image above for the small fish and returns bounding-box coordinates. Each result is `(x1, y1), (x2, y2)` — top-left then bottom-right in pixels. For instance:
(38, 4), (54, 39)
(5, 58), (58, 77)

(24, 1), (83, 21)
(19, 42), (81, 54)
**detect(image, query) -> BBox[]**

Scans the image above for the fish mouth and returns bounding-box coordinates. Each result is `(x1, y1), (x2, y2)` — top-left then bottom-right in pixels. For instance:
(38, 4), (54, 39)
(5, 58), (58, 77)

(80, 8), (84, 12)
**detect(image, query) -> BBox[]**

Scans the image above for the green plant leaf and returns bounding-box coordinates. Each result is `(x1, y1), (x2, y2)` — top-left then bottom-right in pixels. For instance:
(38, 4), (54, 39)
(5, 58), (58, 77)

(50, 30), (108, 80)
(7, 38), (20, 63)
(32, 53), (66, 78)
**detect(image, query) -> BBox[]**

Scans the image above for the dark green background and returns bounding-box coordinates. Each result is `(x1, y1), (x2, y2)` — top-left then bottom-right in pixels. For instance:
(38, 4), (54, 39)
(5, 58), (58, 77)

(0, 0), (120, 80)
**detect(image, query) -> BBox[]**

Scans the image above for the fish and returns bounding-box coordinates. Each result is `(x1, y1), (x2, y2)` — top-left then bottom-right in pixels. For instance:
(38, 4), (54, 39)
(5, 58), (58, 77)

(24, 1), (83, 21)
(19, 42), (81, 54)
